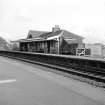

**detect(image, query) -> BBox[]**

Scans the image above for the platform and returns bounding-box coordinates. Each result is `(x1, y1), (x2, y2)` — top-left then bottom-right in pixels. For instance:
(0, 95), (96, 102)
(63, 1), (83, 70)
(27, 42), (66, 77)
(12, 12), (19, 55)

(0, 56), (105, 105)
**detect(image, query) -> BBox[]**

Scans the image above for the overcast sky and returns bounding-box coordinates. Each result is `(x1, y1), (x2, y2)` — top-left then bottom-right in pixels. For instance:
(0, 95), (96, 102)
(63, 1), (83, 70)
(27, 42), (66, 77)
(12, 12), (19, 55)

(0, 0), (105, 44)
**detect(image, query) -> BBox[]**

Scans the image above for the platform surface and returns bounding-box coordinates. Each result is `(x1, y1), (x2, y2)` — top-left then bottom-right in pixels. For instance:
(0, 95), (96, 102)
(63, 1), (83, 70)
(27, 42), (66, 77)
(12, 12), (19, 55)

(0, 56), (105, 105)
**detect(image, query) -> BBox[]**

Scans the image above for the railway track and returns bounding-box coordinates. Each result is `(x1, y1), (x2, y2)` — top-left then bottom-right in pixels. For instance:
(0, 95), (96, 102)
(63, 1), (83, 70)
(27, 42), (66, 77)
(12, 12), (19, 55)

(0, 50), (105, 88)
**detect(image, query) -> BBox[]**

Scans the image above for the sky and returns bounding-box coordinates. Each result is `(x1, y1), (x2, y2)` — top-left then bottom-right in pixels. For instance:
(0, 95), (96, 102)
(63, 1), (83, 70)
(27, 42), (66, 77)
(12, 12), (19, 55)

(0, 0), (105, 44)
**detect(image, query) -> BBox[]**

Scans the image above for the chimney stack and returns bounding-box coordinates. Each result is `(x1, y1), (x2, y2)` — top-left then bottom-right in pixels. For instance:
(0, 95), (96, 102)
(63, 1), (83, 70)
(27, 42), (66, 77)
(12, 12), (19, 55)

(52, 25), (60, 32)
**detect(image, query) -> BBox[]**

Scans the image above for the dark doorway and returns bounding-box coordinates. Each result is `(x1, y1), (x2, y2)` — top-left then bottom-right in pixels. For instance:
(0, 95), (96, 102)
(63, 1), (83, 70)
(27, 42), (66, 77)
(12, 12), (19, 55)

(47, 41), (50, 53)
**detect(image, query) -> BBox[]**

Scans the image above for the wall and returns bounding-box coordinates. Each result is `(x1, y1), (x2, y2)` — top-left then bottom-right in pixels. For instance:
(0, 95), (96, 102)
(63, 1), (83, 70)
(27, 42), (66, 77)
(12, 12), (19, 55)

(85, 44), (103, 58)
(102, 46), (105, 58)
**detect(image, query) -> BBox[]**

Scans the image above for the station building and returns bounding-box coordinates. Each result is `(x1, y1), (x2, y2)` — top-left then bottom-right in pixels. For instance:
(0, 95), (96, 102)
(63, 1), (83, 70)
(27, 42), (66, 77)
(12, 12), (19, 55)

(16, 25), (84, 55)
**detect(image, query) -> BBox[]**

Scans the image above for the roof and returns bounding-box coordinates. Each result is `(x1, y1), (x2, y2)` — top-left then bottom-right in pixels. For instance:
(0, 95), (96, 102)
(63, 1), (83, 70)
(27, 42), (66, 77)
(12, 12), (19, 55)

(16, 28), (83, 43)
(39, 30), (62, 39)
(27, 30), (48, 39)
(62, 30), (84, 40)
(15, 37), (46, 43)
(27, 29), (83, 40)
(14, 37), (57, 43)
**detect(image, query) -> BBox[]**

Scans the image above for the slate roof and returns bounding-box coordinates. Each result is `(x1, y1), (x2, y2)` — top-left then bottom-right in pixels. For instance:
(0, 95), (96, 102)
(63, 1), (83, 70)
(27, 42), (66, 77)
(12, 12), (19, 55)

(27, 30), (48, 39)
(62, 30), (84, 40)
(27, 30), (83, 40)
(39, 30), (62, 39)
(14, 28), (84, 43)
